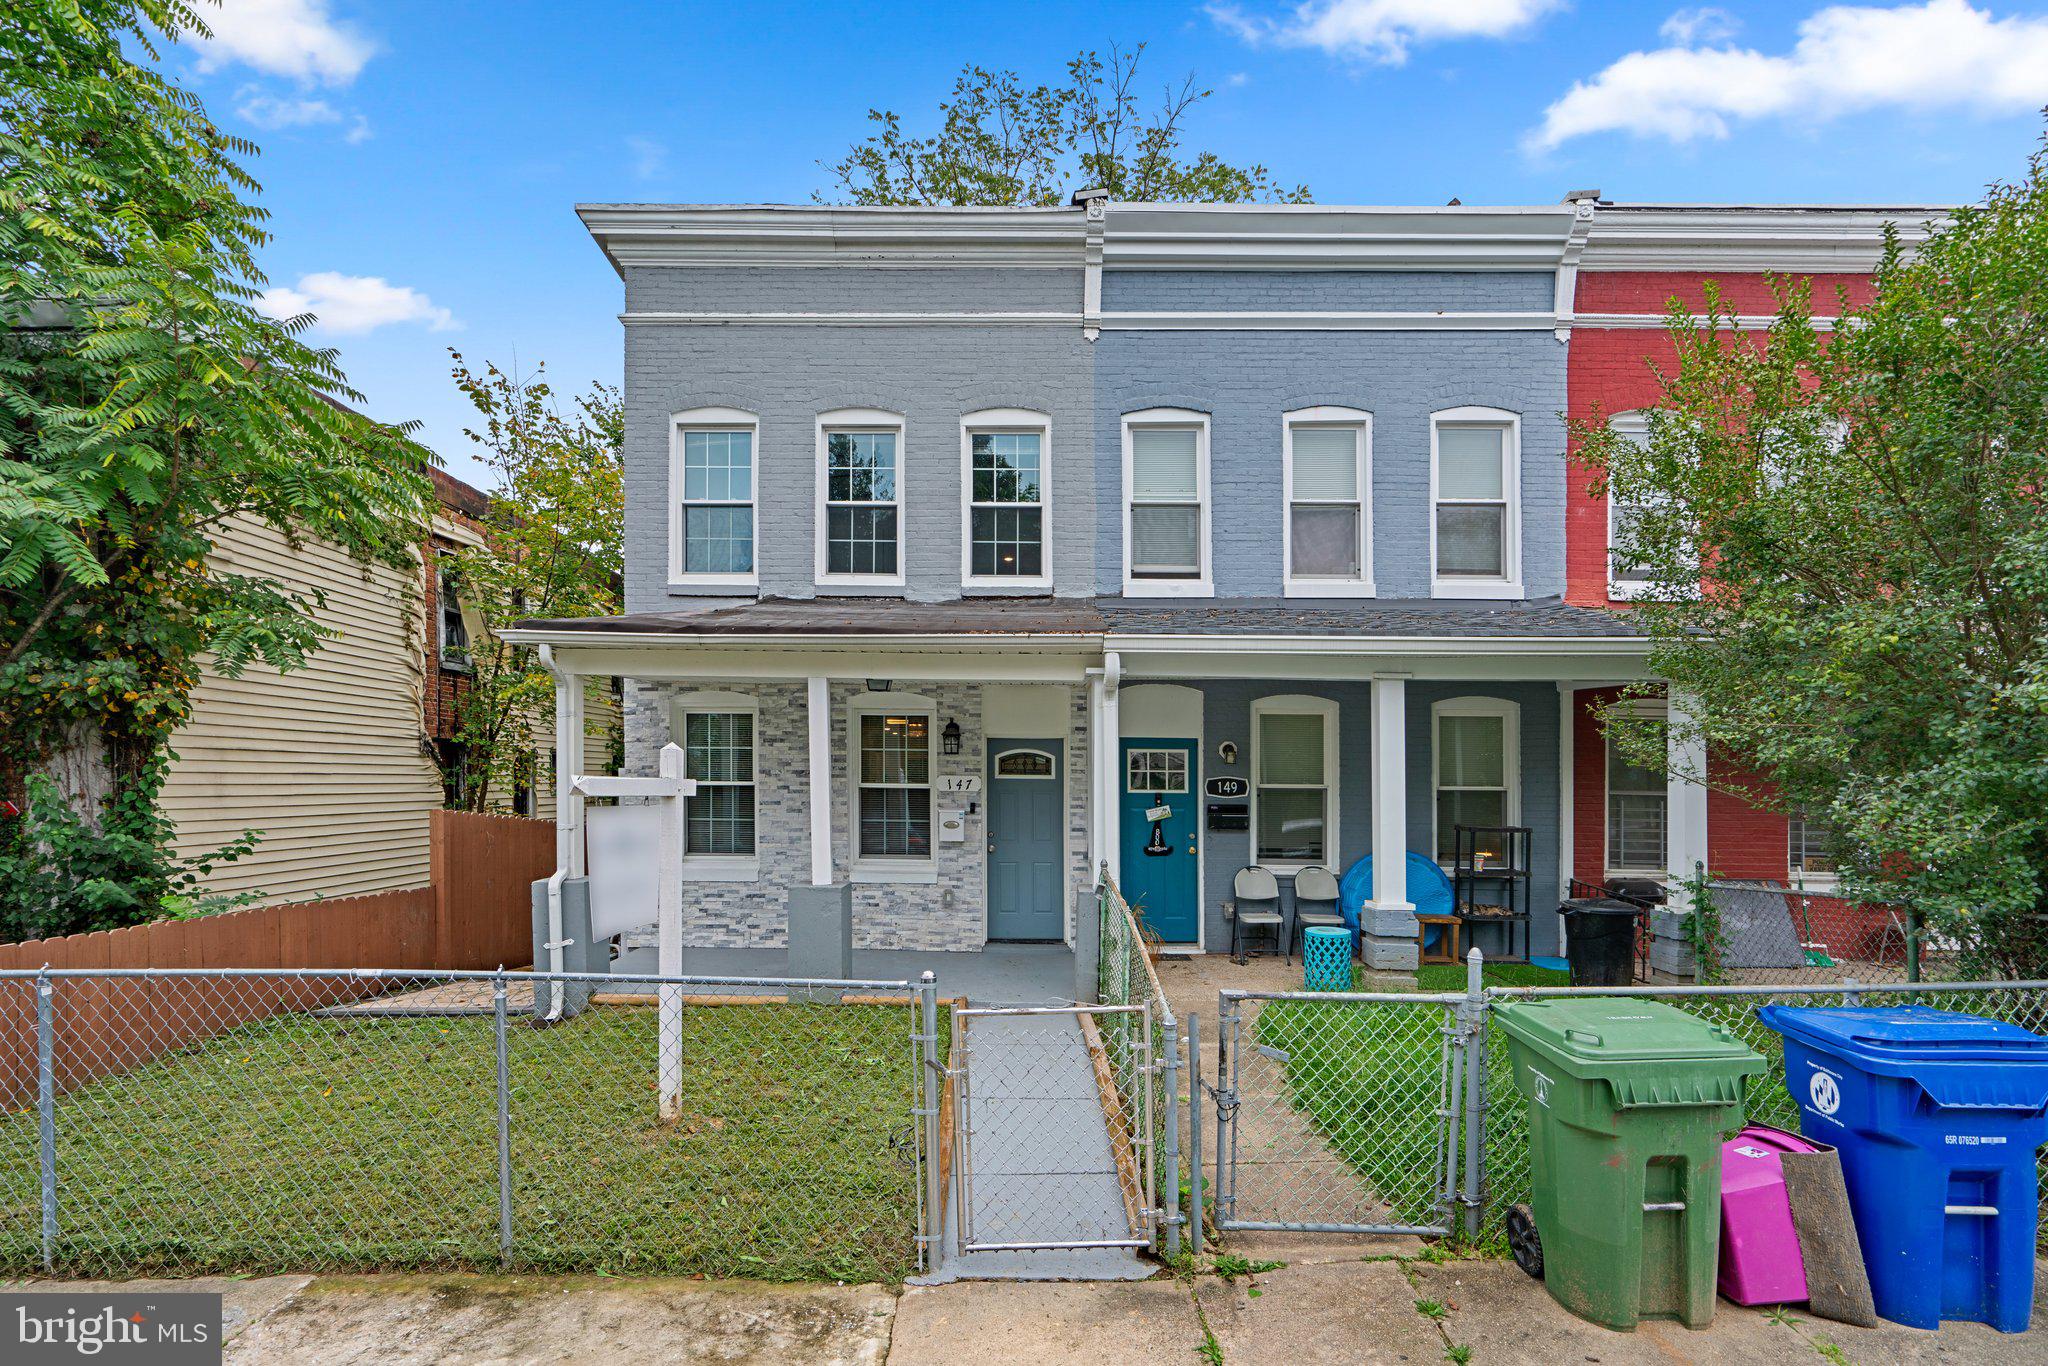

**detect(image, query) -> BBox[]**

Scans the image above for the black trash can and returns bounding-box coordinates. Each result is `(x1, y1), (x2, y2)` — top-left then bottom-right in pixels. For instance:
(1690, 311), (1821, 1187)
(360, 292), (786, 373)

(1560, 899), (1640, 986)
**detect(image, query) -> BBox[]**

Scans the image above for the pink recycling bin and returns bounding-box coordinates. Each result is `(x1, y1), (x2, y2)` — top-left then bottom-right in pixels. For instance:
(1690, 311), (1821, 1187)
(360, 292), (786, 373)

(1719, 1124), (1823, 1305)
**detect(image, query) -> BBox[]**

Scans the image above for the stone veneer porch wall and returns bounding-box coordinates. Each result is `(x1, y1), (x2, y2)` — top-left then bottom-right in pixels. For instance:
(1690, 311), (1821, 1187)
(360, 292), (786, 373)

(623, 679), (1090, 951)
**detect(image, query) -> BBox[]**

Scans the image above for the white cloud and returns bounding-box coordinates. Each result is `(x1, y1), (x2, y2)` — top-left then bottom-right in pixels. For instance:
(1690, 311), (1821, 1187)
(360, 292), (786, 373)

(1210, 0), (1564, 64)
(1659, 6), (1739, 43)
(627, 135), (668, 181)
(194, 0), (374, 85)
(256, 272), (458, 334)
(1532, 0), (2048, 151)
(234, 87), (371, 142)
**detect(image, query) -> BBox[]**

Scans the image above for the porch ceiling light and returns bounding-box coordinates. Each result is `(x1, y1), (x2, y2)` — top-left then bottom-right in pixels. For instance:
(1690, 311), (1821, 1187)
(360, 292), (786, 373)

(941, 719), (962, 755)
(866, 679), (891, 692)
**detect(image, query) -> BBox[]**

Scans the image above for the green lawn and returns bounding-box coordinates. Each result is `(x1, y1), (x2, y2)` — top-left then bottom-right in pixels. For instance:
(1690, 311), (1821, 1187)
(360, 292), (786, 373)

(1415, 962), (1571, 993)
(0, 1000), (929, 1282)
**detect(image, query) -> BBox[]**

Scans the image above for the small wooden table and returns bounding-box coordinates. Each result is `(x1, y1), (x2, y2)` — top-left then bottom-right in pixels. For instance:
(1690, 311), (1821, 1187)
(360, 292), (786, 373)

(1418, 913), (1461, 965)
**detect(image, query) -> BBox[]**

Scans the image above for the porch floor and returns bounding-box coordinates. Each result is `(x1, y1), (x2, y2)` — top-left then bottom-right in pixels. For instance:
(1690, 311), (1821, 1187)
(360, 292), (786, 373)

(610, 943), (1080, 1006)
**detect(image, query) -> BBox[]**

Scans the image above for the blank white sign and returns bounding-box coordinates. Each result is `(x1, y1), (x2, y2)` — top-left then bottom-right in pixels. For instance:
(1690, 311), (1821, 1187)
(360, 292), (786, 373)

(586, 802), (661, 940)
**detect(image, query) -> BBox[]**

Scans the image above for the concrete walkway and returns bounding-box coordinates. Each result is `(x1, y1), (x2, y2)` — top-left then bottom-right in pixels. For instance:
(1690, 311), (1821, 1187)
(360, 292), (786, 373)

(17, 1254), (2044, 1363)
(925, 1010), (1150, 1283)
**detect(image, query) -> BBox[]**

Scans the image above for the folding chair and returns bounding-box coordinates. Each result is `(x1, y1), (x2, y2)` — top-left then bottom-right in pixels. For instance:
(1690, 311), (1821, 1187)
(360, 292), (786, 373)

(1229, 866), (1285, 964)
(1290, 864), (1347, 962)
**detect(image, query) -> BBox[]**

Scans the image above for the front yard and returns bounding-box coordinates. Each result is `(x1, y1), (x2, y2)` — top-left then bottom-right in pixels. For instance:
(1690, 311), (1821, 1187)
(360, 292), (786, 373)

(0, 999), (928, 1283)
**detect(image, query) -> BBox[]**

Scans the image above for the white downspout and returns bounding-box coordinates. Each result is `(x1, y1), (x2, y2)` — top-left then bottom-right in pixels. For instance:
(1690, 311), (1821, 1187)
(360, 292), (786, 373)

(539, 645), (584, 1021)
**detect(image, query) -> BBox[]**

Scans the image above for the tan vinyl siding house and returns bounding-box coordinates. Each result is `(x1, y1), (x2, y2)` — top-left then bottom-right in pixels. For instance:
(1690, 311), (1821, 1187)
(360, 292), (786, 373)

(159, 512), (444, 906)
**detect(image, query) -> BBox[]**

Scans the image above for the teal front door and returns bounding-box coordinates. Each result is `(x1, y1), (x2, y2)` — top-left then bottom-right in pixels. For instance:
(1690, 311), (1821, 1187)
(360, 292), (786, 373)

(986, 740), (1064, 941)
(1120, 739), (1199, 944)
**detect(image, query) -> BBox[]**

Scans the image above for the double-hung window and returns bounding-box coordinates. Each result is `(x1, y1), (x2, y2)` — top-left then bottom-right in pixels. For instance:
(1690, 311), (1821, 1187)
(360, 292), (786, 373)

(1605, 723), (1667, 875)
(1252, 697), (1338, 869)
(818, 410), (904, 585)
(1431, 408), (1520, 598)
(1432, 698), (1519, 863)
(1788, 812), (1838, 884)
(1123, 410), (1210, 595)
(855, 709), (934, 869)
(670, 409), (758, 587)
(962, 411), (1049, 587)
(436, 563), (470, 671)
(1607, 412), (1654, 599)
(684, 710), (756, 857)
(1283, 408), (1372, 595)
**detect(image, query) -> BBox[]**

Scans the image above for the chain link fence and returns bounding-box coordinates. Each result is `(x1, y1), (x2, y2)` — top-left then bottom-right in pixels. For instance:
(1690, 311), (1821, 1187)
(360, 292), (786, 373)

(0, 968), (938, 1283)
(1095, 874), (1183, 1256)
(1214, 990), (1464, 1237)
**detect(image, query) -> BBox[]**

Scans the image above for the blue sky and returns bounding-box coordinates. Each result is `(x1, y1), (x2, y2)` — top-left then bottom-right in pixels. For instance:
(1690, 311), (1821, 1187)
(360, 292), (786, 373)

(165, 0), (2048, 484)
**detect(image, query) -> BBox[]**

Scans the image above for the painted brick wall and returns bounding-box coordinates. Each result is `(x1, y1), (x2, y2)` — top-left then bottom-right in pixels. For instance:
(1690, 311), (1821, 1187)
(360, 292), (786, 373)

(1565, 271), (1871, 608)
(1103, 270), (1555, 313)
(1093, 327), (1569, 598)
(619, 294), (1095, 609)
(625, 264), (1082, 315)
(1575, 271), (1874, 317)
(1166, 679), (1562, 956)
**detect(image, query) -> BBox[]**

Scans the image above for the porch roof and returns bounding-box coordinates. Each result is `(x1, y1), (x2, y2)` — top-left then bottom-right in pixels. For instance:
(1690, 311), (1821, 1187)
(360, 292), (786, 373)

(508, 594), (1645, 643)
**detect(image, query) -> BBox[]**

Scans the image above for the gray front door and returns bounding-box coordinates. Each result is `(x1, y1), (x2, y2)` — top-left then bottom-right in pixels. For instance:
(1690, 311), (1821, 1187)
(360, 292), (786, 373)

(987, 739), (1063, 941)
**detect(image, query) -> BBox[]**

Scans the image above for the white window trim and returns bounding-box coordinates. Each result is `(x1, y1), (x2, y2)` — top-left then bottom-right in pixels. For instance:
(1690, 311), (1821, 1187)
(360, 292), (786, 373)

(1282, 406), (1375, 599)
(1429, 406), (1523, 600)
(669, 407), (760, 591)
(815, 408), (908, 590)
(1121, 407), (1213, 599)
(1605, 410), (1657, 601)
(1603, 698), (1669, 879)
(847, 690), (939, 883)
(1250, 695), (1340, 875)
(1787, 814), (1842, 892)
(436, 563), (471, 673)
(1431, 696), (1521, 868)
(671, 690), (761, 882)
(959, 408), (1052, 592)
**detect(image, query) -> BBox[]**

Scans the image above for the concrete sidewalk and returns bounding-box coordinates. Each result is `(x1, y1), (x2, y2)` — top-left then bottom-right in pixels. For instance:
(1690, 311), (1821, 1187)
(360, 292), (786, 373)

(14, 1252), (2045, 1363)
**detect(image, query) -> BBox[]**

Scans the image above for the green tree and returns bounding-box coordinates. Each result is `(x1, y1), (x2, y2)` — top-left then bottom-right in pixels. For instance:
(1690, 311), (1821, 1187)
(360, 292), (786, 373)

(822, 43), (1310, 206)
(1577, 135), (2048, 977)
(0, 0), (433, 937)
(440, 353), (622, 811)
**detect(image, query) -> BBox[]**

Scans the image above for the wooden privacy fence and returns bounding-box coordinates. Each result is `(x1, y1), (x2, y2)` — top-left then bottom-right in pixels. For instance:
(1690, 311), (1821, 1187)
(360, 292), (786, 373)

(0, 809), (555, 1105)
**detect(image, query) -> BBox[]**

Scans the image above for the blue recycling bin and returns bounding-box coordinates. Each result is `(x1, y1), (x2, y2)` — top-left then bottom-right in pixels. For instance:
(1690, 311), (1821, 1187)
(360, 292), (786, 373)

(1758, 1004), (2048, 1333)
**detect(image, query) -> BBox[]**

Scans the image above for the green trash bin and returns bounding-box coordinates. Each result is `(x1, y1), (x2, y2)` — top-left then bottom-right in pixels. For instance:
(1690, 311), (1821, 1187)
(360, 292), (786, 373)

(1494, 997), (1764, 1331)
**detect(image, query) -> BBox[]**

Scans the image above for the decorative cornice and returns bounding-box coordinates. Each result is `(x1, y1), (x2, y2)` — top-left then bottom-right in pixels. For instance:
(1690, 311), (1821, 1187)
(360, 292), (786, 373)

(576, 204), (1089, 275)
(1102, 202), (1585, 272)
(1579, 206), (1946, 272)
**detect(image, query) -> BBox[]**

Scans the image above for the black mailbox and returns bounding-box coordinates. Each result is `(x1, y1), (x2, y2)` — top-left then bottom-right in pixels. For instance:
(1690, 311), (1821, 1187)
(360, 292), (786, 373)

(1206, 802), (1250, 831)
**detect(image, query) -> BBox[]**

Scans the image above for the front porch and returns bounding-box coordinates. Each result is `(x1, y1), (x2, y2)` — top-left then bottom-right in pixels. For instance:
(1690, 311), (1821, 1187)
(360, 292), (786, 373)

(505, 595), (1680, 981)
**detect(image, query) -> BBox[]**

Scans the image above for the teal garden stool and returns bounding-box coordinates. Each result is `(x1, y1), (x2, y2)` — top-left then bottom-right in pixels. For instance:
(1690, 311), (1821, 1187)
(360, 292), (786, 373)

(1302, 925), (1352, 991)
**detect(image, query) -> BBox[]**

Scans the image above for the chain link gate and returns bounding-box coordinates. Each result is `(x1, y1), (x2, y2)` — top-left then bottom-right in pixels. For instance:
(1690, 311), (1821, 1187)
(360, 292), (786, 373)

(952, 1003), (1160, 1253)
(1208, 988), (1479, 1239)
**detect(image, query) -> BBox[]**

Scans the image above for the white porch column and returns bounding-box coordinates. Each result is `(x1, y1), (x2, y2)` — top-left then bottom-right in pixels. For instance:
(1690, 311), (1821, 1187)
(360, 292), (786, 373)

(1101, 652), (1122, 885)
(549, 651), (586, 878)
(806, 675), (832, 886)
(1086, 670), (1106, 879)
(1368, 674), (1412, 911)
(1666, 687), (1710, 903)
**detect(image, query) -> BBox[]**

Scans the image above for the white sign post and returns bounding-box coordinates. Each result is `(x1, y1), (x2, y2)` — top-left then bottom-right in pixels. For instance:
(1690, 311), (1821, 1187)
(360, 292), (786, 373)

(573, 742), (696, 1121)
